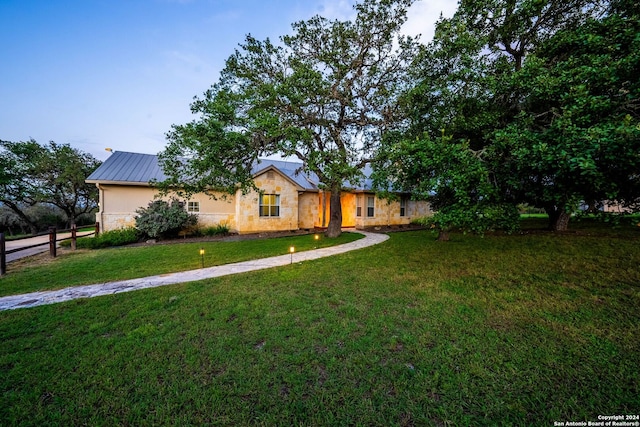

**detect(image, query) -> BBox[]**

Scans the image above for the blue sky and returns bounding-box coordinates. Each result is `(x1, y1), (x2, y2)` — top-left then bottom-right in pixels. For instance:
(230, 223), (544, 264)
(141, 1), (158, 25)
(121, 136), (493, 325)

(0, 0), (457, 161)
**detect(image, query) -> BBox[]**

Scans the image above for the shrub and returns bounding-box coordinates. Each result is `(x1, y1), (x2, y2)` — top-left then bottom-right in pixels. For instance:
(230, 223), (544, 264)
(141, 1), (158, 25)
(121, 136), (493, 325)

(135, 198), (198, 239)
(61, 227), (141, 249)
(200, 222), (231, 236)
(411, 216), (432, 226)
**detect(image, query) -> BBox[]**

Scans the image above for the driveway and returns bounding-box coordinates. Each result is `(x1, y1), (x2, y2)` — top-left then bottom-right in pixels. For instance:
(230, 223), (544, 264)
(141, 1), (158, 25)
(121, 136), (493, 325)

(4, 230), (95, 262)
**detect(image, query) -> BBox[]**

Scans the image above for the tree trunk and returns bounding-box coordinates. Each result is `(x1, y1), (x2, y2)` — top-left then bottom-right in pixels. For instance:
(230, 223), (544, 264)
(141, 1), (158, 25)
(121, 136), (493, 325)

(326, 187), (343, 238)
(436, 229), (450, 241)
(3, 201), (38, 235)
(321, 191), (327, 228)
(552, 211), (571, 231)
(545, 206), (571, 231)
(58, 206), (75, 230)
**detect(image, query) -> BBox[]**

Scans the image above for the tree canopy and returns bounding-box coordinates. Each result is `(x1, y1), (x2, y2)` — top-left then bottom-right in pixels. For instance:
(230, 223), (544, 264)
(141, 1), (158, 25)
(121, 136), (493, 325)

(0, 139), (101, 233)
(159, 0), (419, 237)
(493, 0), (640, 228)
(374, 0), (639, 235)
(159, 0), (638, 238)
(0, 139), (46, 233)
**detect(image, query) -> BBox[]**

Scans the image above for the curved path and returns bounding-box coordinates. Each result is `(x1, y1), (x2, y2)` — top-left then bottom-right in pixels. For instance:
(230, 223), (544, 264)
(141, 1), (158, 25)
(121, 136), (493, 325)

(0, 231), (389, 311)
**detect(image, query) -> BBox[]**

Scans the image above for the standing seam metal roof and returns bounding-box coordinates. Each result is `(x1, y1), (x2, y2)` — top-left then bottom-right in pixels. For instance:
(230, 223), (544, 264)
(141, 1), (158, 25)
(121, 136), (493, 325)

(86, 151), (380, 191)
(86, 151), (322, 190)
(86, 152), (168, 183)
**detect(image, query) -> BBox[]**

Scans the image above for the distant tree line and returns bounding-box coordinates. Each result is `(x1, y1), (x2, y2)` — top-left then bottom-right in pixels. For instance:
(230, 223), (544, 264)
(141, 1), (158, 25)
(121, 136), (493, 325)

(0, 139), (101, 236)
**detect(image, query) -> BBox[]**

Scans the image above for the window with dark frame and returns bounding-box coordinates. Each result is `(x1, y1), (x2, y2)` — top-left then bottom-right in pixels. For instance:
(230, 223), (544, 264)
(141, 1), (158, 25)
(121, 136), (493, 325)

(187, 201), (200, 213)
(400, 196), (407, 217)
(259, 194), (280, 217)
(356, 195), (362, 217)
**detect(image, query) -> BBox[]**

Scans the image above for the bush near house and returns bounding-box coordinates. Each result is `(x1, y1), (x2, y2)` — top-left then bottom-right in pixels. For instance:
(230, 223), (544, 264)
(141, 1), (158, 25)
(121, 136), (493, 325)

(135, 198), (197, 239)
(197, 222), (231, 237)
(60, 227), (141, 249)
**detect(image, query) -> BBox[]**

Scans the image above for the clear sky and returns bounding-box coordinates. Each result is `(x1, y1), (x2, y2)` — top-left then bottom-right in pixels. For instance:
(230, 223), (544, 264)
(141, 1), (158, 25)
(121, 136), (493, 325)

(0, 0), (458, 162)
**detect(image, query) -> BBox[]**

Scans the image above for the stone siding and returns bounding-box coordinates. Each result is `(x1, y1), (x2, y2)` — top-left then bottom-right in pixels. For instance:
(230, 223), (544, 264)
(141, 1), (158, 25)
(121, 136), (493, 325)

(235, 169), (301, 234)
(94, 173), (432, 234)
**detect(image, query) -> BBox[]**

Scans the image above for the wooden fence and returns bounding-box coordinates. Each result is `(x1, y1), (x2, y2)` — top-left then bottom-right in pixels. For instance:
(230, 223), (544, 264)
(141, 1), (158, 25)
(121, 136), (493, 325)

(0, 223), (99, 276)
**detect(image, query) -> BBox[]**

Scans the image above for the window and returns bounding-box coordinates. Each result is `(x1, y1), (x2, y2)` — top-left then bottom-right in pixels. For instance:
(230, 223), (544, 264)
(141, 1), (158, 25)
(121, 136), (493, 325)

(260, 194), (280, 217)
(367, 196), (375, 217)
(356, 196), (362, 217)
(187, 201), (200, 213)
(400, 197), (407, 217)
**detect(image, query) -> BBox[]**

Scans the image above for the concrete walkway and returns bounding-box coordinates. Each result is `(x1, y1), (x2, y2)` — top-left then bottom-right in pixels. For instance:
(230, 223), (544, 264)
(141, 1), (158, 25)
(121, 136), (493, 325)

(0, 231), (389, 311)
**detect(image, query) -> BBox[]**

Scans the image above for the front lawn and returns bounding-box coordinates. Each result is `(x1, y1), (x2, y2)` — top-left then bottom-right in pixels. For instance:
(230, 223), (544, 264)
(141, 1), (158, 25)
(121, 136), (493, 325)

(1, 224), (639, 425)
(0, 232), (362, 297)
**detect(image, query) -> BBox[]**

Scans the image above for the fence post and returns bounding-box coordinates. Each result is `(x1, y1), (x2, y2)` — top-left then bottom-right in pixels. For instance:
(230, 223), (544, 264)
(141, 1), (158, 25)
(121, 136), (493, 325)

(49, 227), (57, 258)
(1, 233), (6, 276)
(71, 224), (77, 251)
(95, 222), (100, 238)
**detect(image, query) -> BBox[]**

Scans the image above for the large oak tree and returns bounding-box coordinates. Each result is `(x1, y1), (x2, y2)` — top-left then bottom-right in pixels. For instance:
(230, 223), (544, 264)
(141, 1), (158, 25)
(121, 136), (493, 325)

(0, 139), (44, 234)
(0, 140), (101, 232)
(37, 142), (102, 227)
(375, 0), (638, 233)
(159, 0), (419, 237)
(492, 0), (640, 229)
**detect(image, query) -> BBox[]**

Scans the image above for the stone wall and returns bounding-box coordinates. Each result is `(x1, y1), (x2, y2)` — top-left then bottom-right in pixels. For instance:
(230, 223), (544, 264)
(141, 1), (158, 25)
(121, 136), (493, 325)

(95, 174), (432, 234)
(298, 192), (319, 229)
(235, 169), (301, 234)
(353, 193), (432, 229)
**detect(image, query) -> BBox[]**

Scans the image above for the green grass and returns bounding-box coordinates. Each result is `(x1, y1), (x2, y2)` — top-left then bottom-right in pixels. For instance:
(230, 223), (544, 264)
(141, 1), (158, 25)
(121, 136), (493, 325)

(519, 213), (549, 218)
(0, 232), (362, 297)
(1, 223), (639, 425)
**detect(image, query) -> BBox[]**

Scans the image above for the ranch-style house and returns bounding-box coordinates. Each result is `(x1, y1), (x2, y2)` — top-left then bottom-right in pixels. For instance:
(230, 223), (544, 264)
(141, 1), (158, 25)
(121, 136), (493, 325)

(86, 151), (432, 234)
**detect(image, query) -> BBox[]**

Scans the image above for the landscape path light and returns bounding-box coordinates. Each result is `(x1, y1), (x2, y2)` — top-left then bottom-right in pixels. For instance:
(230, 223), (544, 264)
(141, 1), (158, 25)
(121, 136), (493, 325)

(314, 234), (320, 248)
(200, 248), (205, 268)
(289, 246), (295, 264)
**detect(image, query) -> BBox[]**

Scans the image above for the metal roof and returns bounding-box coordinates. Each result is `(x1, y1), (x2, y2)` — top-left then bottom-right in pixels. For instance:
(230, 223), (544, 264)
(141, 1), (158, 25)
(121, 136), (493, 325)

(86, 151), (321, 190)
(86, 151), (381, 192)
(86, 151), (168, 184)
(251, 159), (320, 190)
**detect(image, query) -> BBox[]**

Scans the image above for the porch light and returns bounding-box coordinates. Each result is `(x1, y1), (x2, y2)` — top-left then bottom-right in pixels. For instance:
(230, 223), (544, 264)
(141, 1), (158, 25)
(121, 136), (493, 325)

(289, 246), (295, 264)
(200, 248), (205, 268)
